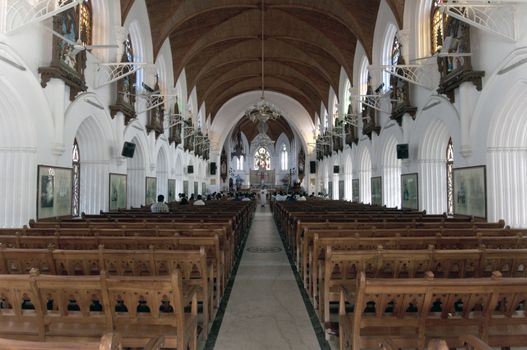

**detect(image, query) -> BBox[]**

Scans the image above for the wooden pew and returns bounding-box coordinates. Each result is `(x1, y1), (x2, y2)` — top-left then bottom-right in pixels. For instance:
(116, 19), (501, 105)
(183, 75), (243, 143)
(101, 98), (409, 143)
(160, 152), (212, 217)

(338, 271), (527, 350)
(0, 332), (125, 350)
(0, 269), (198, 349)
(0, 232), (229, 294)
(322, 247), (527, 335)
(0, 246), (214, 336)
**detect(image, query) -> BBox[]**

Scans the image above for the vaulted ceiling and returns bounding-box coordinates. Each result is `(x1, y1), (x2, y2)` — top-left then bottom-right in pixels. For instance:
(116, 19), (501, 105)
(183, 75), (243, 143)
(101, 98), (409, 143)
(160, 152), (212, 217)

(123, 0), (405, 122)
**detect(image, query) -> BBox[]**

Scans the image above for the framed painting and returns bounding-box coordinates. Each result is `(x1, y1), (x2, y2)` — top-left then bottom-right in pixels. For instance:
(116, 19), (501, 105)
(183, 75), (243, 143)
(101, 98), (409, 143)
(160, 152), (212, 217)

(371, 176), (382, 206)
(352, 179), (359, 202)
(401, 173), (418, 210)
(109, 173), (127, 211)
(37, 165), (72, 219)
(167, 179), (176, 202)
(145, 177), (157, 206)
(453, 166), (487, 218)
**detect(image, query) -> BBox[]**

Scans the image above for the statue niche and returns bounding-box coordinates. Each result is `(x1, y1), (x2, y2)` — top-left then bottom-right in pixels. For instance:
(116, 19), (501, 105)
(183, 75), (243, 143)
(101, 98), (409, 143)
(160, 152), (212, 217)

(344, 104), (358, 146)
(168, 102), (182, 146)
(110, 36), (136, 125)
(389, 40), (417, 126)
(362, 76), (381, 140)
(39, 4), (88, 101)
(145, 78), (164, 139)
(436, 15), (484, 102)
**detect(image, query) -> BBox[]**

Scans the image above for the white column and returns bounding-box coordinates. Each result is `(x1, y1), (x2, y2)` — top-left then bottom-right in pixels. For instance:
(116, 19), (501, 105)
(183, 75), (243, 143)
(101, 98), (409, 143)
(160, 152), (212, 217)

(359, 169), (371, 204)
(419, 159), (446, 214)
(383, 165), (401, 208)
(332, 173), (339, 199)
(488, 148), (527, 227)
(0, 148), (36, 227)
(80, 161), (110, 214)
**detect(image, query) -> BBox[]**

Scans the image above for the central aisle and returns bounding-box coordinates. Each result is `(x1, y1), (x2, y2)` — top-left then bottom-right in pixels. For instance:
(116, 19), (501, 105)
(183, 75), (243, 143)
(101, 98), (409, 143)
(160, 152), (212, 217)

(212, 205), (322, 350)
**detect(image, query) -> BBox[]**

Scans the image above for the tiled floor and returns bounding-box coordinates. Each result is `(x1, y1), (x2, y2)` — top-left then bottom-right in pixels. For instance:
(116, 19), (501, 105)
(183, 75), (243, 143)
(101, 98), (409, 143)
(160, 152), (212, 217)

(212, 205), (323, 350)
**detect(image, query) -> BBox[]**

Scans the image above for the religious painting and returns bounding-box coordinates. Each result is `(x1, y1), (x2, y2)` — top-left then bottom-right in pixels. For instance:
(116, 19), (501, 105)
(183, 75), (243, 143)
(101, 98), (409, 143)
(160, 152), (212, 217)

(183, 180), (189, 196)
(145, 177), (157, 206)
(371, 176), (382, 206)
(401, 173), (418, 210)
(109, 173), (127, 211)
(453, 166), (486, 218)
(328, 182), (333, 199)
(194, 182), (199, 196)
(339, 180), (345, 200)
(167, 179), (176, 202)
(37, 165), (72, 219)
(352, 179), (359, 202)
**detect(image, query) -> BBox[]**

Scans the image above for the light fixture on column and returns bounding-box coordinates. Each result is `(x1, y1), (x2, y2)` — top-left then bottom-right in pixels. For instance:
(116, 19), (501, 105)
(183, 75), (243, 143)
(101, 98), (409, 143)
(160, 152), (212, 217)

(244, 0), (282, 124)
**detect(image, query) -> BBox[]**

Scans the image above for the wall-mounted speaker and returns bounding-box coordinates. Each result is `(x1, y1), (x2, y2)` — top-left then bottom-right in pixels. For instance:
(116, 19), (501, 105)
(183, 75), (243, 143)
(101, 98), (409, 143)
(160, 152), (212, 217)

(333, 165), (340, 174)
(310, 161), (316, 174)
(187, 165), (194, 174)
(210, 162), (217, 175)
(396, 144), (409, 159)
(121, 142), (136, 158)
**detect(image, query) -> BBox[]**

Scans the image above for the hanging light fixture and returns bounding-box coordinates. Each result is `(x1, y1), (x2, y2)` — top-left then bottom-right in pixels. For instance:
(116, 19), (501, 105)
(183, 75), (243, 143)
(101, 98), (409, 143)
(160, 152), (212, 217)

(244, 0), (282, 123)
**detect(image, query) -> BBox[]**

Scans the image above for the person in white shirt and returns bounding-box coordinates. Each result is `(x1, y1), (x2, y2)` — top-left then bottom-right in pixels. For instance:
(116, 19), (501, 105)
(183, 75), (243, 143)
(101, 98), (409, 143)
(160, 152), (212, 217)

(193, 195), (205, 206)
(259, 187), (268, 207)
(151, 195), (169, 212)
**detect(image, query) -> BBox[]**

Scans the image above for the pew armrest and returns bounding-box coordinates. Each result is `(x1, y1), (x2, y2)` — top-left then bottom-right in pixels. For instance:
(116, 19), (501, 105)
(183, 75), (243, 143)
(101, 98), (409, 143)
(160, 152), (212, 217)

(460, 335), (493, 350)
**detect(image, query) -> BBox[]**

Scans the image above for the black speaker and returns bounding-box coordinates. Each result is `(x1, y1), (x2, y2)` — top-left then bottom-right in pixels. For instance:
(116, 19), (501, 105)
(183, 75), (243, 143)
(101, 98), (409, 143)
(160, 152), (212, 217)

(187, 165), (194, 174)
(333, 165), (340, 174)
(210, 162), (217, 175)
(121, 142), (136, 158)
(310, 161), (316, 174)
(396, 144), (409, 159)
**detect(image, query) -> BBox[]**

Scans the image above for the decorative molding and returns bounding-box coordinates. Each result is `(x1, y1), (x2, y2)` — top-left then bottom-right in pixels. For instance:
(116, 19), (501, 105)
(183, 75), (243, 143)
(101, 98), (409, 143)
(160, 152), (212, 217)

(4, 0), (82, 34)
(440, 0), (519, 42)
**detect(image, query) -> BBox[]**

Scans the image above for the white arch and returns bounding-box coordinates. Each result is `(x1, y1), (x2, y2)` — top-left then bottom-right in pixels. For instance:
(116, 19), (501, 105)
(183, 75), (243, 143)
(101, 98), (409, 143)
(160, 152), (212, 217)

(381, 134), (401, 208)
(358, 144), (372, 204)
(124, 122), (149, 207)
(0, 77), (38, 227)
(418, 118), (451, 214)
(156, 146), (169, 199)
(210, 91), (315, 163)
(486, 80), (527, 227)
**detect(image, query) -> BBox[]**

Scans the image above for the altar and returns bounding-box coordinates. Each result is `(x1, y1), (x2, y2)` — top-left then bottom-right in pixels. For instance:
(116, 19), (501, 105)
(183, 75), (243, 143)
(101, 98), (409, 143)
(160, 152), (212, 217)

(250, 169), (275, 188)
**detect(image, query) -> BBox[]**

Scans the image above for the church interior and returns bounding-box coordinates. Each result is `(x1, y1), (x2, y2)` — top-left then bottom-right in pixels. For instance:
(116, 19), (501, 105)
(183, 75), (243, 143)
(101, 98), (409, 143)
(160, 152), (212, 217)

(1, 0), (527, 349)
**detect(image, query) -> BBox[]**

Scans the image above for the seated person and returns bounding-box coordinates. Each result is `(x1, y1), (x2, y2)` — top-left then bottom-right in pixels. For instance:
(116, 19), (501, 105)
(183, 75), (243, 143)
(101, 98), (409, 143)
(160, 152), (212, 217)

(151, 194), (169, 213)
(193, 194), (205, 206)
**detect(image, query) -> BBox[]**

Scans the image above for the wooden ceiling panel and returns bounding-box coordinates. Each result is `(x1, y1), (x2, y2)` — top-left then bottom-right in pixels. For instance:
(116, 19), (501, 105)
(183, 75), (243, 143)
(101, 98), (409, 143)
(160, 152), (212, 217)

(143, 0), (404, 127)
(120, 0), (135, 24)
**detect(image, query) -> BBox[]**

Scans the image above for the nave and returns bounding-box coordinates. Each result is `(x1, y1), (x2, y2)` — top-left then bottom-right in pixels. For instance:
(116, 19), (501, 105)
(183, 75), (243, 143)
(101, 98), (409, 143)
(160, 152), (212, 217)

(211, 206), (323, 350)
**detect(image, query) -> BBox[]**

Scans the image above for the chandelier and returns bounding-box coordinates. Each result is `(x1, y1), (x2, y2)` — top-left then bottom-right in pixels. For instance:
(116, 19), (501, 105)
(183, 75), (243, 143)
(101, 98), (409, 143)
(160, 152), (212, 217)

(254, 120), (275, 149)
(244, 0), (283, 123)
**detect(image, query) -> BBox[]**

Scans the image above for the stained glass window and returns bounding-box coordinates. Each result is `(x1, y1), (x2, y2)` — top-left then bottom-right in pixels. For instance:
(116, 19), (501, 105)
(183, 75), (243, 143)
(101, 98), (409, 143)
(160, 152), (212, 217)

(254, 147), (271, 170)
(72, 139), (80, 217)
(236, 155), (244, 171)
(79, 1), (92, 46)
(431, 0), (445, 54)
(446, 138), (454, 215)
(281, 144), (288, 171)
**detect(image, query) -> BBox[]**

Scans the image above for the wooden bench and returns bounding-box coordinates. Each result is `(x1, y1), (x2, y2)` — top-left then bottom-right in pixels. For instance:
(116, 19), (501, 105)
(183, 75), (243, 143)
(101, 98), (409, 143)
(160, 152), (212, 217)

(0, 246), (214, 336)
(338, 271), (527, 350)
(303, 231), (527, 298)
(0, 269), (199, 349)
(0, 332), (126, 350)
(323, 247), (527, 335)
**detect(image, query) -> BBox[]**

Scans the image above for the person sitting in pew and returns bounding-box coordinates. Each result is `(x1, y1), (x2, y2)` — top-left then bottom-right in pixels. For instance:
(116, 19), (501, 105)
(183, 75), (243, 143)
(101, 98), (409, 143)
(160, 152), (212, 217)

(193, 195), (205, 206)
(151, 194), (169, 213)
